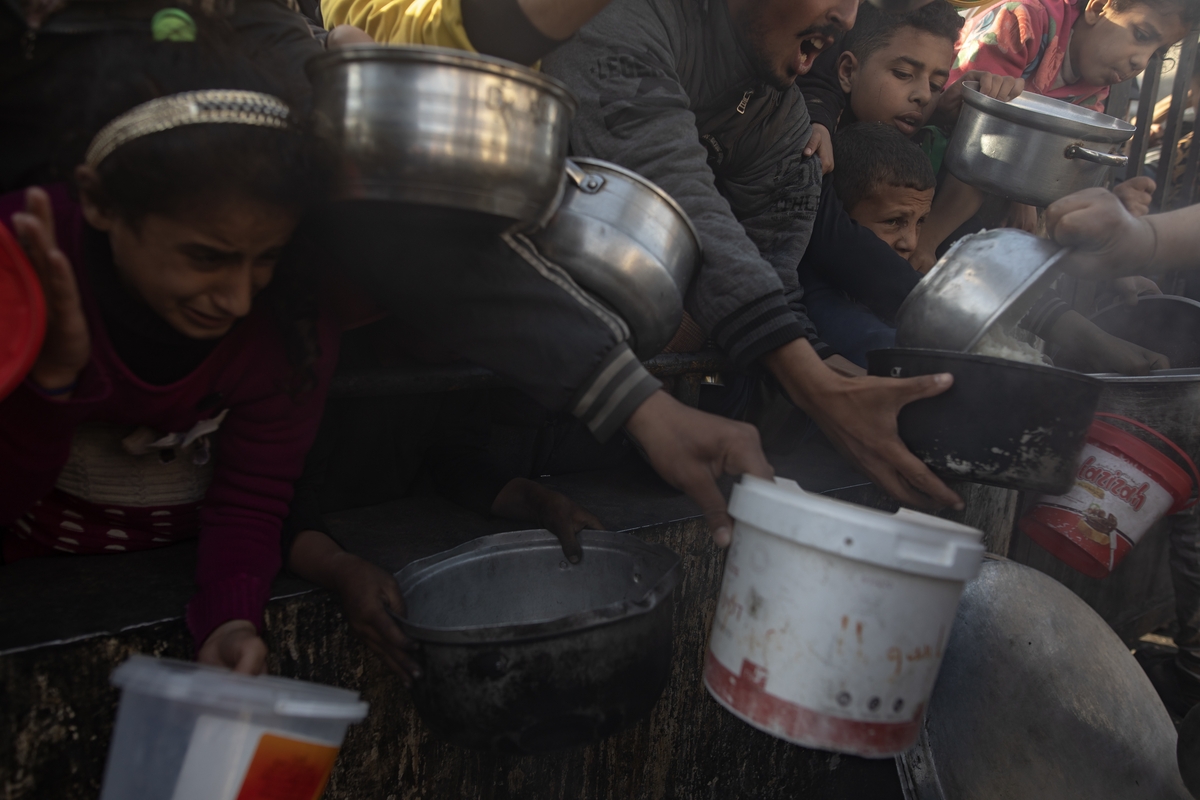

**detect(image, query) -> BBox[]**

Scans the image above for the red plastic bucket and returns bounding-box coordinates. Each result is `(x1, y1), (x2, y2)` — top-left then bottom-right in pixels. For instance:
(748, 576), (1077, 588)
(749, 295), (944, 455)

(1019, 413), (1199, 578)
(0, 221), (46, 402)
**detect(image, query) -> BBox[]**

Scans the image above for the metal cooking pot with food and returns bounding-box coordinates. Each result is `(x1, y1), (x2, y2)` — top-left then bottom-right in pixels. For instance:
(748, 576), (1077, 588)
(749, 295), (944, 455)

(394, 529), (681, 754)
(308, 45), (576, 224)
(946, 82), (1135, 207)
(895, 229), (1068, 353)
(867, 348), (1103, 493)
(532, 159), (702, 358)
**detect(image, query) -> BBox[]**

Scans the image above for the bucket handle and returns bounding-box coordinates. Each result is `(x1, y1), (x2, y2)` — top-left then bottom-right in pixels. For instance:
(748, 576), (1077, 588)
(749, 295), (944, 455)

(1095, 412), (1200, 510)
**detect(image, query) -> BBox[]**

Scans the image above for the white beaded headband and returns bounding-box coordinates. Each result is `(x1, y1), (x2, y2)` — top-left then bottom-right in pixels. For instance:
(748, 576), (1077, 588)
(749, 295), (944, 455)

(84, 89), (291, 168)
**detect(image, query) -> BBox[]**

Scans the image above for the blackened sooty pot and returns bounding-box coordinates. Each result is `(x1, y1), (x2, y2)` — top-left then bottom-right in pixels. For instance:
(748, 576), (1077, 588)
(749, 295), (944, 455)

(393, 529), (682, 754)
(867, 349), (1103, 494)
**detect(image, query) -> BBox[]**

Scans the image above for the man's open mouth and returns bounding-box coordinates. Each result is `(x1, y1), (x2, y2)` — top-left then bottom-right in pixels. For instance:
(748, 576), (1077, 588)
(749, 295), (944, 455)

(793, 33), (833, 75)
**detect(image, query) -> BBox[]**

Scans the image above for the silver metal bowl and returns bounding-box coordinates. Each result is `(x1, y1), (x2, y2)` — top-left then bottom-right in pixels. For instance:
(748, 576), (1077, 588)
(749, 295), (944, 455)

(895, 229), (1068, 352)
(532, 159), (702, 358)
(308, 45), (577, 223)
(897, 557), (1190, 799)
(947, 82), (1135, 207)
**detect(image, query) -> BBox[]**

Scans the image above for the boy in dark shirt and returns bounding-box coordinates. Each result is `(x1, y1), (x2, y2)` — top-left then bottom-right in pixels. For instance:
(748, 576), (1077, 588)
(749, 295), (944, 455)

(798, 123), (936, 367)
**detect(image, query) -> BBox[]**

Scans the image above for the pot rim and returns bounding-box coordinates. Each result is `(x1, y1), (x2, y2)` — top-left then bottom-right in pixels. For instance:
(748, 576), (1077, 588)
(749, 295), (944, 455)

(961, 82), (1134, 143)
(1093, 366), (1200, 383)
(393, 529), (682, 645)
(567, 157), (703, 254)
(872, 347), (1104, 385)
(306, 44), (578, 113)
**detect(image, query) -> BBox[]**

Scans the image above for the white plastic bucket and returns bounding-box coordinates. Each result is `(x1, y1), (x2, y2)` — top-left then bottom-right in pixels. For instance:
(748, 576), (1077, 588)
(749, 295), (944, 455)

(704, 477), (984, 758)
(99, 655), (369, 800)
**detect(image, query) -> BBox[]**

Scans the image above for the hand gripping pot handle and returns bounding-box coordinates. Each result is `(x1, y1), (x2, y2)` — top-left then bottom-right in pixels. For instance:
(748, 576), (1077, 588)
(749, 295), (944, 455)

(1064, 144), (1127, 167)
(1095, 412), (1200, 510)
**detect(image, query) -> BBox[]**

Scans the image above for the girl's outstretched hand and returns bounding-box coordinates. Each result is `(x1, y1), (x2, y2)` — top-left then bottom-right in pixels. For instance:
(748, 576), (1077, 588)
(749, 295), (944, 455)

(11, 187), (90, 395)
(197, 620), (269, 675)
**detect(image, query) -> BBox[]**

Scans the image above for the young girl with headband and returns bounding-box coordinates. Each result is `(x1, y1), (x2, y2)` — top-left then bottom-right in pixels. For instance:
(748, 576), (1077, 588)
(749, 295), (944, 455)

(0, 40), (336, 674)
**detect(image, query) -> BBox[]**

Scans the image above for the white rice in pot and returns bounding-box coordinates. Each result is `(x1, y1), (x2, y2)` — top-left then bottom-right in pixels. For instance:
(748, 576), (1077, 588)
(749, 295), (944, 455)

(970, 326), (1051, 366)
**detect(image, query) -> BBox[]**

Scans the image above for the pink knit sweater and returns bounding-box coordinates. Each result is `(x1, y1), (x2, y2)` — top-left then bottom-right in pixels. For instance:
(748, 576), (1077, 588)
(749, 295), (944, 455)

(0, 186), (339, 646)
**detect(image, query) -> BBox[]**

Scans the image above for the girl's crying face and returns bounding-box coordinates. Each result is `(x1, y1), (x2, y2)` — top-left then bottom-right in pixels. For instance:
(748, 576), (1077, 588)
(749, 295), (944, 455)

(79, 169), (298, 340)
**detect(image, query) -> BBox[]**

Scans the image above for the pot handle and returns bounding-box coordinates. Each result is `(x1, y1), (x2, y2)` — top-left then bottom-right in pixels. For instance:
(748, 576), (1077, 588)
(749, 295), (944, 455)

(1064, 145), (1127, 167)
(1095, 412), (1200, 509)
(564, 159), (606, 194)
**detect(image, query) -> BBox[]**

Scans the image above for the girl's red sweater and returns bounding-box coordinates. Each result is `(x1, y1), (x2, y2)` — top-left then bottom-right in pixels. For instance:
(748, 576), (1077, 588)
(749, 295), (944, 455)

(0, 186), (339, 646)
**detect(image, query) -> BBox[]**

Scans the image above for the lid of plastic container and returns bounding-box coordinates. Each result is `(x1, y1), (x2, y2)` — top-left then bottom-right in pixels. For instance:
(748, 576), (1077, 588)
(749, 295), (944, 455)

(111, 655), (369, 721)
(0, 222), (46, 402)
(728, 476), (985, 581)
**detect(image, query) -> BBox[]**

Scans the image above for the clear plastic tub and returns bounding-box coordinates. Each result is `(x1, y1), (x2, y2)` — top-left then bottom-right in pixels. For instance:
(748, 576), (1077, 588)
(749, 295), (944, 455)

(99, 655), (368, 800)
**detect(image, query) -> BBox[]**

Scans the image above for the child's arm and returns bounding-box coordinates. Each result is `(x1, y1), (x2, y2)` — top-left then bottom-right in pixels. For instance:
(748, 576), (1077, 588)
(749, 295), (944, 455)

(489, 478), (604, 563)
(911, 175), (986, 273)
(1, 189), (108, 524)
(287, 528), (422, 684)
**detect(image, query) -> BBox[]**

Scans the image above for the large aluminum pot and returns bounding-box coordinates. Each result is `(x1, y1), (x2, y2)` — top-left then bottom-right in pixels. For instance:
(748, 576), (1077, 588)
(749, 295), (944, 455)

(532, 159), (702, 358)
(897, 557), (1190, 800)
(395, 529), (681, 754)
(308, 45), (577, 224)
(946, 82), (1135, 207)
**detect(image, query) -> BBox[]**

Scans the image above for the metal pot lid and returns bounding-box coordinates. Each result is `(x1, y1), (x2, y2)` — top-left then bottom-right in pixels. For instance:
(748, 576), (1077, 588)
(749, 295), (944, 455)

(895, 229), (1068, 352)
(962, 82), (1135, 143)
(306, 44), (578, 112)
(897, 556), (1190, 800)
(393, 529), (682, 645)
(567, 158), (703, 253)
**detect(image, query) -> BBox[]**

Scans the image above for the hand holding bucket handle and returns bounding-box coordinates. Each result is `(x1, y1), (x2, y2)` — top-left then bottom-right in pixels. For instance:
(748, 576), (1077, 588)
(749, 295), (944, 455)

(1094, 412), (1200, 512)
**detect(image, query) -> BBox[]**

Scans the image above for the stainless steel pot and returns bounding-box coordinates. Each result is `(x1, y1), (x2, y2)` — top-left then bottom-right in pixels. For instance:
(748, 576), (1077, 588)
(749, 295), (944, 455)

(532, 159), (702, 358)
(895, 229), (1067, 352)
(1094, 368), (1200, 463)
(946, 82), (1135, 207)
(394, 529), (682, 754)
(308, 45), (577, 223)
(897, 557), (1191, 800)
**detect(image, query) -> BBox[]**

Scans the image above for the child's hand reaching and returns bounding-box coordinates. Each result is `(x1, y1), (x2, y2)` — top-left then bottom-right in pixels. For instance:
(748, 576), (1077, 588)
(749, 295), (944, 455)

(1003, 202), (1038, 233)
(1113, 176), (1156, 217)
(935, 71), (1024, 123)
(197, 620), (269, 675)
(1111, 275), (1161, 306)
(288, 530), (422, 684)
(11, 187), (91, 397)
(804, 123), (835, 175)
(327, 552), (422, 685)
(491, 478), (604, 564)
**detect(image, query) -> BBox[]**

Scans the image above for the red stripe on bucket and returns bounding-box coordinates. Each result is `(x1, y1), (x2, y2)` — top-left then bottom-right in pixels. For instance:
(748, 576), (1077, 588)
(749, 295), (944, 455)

(703, 651), (921, 758)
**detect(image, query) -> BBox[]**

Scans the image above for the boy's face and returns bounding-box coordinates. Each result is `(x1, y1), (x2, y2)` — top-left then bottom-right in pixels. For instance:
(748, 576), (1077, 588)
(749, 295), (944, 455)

(847, 185), (934, 259)
(837, 27), (955, 135)
(1073, 0), (1188, 87)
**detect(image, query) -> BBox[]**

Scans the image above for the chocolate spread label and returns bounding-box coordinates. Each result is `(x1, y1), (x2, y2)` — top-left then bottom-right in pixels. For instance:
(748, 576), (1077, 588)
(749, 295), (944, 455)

(1038, 443), (1175, 551)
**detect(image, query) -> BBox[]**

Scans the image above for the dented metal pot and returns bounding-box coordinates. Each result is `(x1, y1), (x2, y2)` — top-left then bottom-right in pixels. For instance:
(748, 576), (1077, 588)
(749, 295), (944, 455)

(394, 529), (681, 754)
